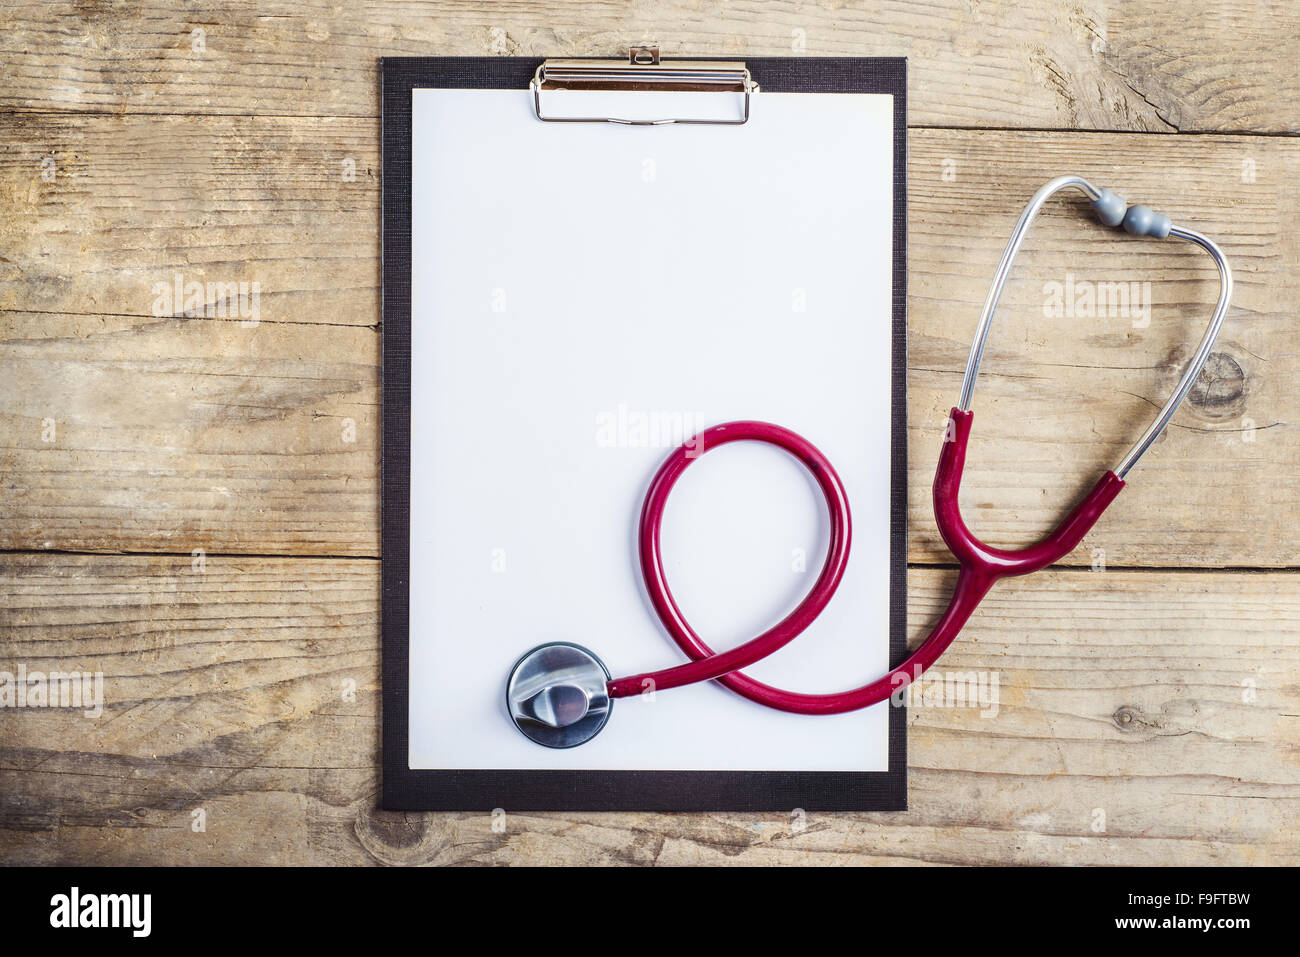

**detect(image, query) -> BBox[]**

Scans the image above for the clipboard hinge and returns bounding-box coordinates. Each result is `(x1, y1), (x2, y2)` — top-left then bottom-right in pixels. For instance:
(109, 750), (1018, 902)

(531, 47), (759, 125)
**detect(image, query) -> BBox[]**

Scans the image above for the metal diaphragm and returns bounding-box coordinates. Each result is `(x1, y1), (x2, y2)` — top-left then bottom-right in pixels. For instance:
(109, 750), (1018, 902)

(506, 642), (612, 748)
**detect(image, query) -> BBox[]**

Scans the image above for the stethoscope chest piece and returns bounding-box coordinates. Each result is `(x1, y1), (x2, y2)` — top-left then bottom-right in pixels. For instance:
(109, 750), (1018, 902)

(506, 642), (612, 748)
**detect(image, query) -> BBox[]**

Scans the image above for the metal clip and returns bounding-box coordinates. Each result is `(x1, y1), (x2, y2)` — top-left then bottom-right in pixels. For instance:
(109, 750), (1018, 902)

(530, 47), (758, 125)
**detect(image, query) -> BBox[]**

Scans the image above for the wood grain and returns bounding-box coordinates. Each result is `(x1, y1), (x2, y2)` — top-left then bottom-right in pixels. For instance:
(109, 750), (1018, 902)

(0, 1), (1295, 132)
(1, 554), (1295, 865)
(0, 310), (379, 555)
(3, 0), (1297, 868)
(0, 114), (378, 325)
(3, 118), (1295, 564)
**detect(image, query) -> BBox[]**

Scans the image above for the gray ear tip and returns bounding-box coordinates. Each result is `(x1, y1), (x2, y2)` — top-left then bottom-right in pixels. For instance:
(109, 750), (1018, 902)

(1122, 204), (1172, 238)
(1091, 188), (1127, 227)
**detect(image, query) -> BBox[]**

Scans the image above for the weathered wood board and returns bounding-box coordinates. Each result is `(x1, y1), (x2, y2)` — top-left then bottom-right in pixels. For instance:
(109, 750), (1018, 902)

(2, 121), (1296, 564)
(2, 555), (1296, 865)
(1, 0), (1296, 866)
(1, 2), (1296, 132)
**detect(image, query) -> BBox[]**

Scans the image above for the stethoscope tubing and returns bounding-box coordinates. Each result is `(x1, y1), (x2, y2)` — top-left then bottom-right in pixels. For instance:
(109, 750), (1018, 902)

(606, 413), (1124, 714)
(603, 175), (1233, 717)
(606, 421), (852, 707)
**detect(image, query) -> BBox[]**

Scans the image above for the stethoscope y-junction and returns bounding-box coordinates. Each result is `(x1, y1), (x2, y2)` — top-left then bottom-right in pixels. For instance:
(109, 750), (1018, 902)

(506, 175), (1233, 748)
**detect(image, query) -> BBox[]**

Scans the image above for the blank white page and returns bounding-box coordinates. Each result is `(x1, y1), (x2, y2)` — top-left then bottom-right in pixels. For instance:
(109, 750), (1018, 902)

(408, 88), (896, 771)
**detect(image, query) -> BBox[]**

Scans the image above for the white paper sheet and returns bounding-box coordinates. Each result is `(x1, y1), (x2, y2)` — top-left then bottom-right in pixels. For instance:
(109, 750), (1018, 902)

(408, 88), (896, 771)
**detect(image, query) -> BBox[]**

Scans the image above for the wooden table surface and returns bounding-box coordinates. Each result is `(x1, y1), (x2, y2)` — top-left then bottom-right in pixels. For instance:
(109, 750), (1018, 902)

(2, 1), (1298, 866)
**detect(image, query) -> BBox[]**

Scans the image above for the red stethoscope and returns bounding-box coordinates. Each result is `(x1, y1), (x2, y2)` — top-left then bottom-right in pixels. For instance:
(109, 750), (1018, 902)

(507, 176), (1233, 748)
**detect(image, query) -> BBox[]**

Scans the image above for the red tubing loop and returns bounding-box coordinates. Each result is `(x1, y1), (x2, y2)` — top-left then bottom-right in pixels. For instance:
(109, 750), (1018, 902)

(606, 414), (1125, 714)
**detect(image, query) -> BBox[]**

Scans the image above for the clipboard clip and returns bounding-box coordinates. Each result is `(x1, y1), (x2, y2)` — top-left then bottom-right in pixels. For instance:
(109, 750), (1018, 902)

(531, 46), (759, 125)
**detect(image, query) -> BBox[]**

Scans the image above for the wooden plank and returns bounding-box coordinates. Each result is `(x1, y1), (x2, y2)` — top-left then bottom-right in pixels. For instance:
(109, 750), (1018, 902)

(1, 554), (1295, 865)
(3, 119), (1295, 564)
(0, 1), (1296, 133)
(908, 128), (1300, 567)
(0, 311), (379, 555)
(0, 114), (378, 325)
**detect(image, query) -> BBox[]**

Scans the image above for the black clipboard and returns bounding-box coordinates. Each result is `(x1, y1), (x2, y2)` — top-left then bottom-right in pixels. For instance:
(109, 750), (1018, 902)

(381, 55), (908, 811)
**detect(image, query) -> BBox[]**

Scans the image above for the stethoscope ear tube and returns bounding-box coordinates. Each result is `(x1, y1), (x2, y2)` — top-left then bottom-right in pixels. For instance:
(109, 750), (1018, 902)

(958, 175), (1233, 479)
